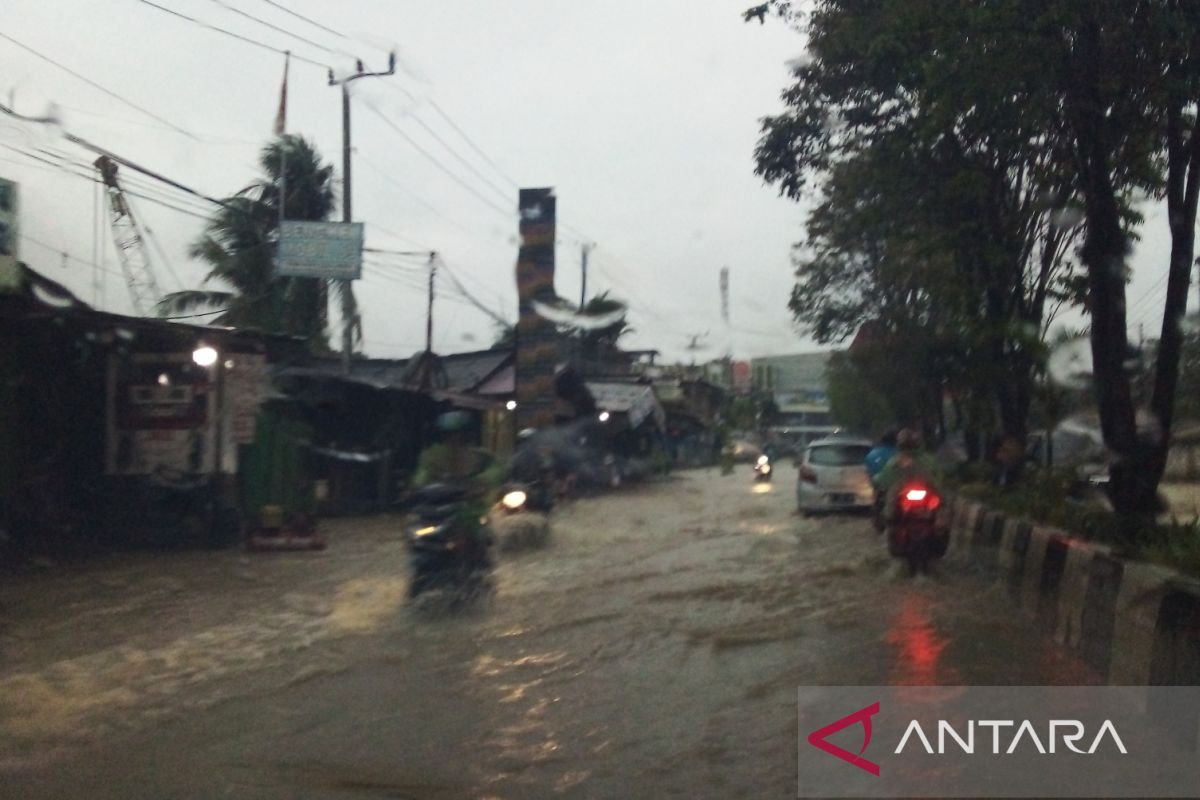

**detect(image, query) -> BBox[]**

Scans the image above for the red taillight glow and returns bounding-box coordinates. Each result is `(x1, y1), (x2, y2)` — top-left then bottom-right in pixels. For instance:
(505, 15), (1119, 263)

(898, 484), (940, 512)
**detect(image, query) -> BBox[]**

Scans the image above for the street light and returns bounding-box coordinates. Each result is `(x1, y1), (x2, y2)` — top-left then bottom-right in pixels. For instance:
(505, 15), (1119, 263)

(506, 400), (518, 411)
(598, 411), (611, 423)
(192, 345), (218, 367)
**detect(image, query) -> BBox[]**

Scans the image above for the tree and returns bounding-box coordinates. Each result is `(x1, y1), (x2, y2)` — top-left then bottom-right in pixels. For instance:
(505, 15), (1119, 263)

(752, 0), (1200, 513)
(158, 135), (358, 352)
(755, 0), (1083, 453)
(825, 352), (894, 436)
(573, 291), (633, 362)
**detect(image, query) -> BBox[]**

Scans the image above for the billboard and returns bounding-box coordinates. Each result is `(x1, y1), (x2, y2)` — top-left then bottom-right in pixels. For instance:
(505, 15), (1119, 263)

(106, 353), (218, 476)
(276, 220), (363, 279)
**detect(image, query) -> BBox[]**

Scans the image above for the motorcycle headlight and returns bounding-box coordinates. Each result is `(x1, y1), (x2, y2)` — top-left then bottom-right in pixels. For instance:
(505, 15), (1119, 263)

(761, 464), (772, 474)
(501, 490), (528, 511)
(756, 455), (769, 466)
(413, 525), (440, 538)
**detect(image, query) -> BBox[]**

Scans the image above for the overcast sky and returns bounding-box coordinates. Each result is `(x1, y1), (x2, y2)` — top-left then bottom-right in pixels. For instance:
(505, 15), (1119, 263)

(0, 1), (1183, 363)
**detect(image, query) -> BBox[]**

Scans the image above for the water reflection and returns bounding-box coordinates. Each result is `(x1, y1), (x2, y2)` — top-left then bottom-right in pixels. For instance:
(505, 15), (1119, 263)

(885, 592), (956, 685)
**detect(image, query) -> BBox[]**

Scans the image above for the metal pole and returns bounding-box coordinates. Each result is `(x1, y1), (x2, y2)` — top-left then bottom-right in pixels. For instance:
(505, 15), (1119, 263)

(426, 253), (437, 353)
(580, 243), (590, 308)
(328, 55), (396, 374)
(340, 84), (353, 375)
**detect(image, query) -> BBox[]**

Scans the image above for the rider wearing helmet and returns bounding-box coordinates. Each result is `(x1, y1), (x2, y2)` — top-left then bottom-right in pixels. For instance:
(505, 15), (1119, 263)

(875, 428), (942, 523)
(508, 427), (556, 510)
(412, 411), (505, 538)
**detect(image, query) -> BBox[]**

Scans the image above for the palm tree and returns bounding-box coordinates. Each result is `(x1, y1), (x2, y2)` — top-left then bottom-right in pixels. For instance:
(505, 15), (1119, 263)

(158, 135), (359, 351)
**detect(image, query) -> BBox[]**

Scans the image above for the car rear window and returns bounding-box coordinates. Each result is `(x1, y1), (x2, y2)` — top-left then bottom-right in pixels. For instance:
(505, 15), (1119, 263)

(807, 445), (871, 467)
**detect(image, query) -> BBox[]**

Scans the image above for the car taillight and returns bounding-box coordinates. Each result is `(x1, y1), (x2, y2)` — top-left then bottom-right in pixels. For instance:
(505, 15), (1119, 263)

(800, 465), (817, 483)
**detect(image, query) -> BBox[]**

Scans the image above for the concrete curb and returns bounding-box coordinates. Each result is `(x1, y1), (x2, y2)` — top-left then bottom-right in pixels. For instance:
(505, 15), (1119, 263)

(947, 494), (1200, 684)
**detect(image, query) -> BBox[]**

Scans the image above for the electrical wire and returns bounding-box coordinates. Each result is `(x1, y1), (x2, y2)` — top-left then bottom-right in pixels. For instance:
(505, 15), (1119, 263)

(0, 30), (197, 139)
(135, 0), (330, 69)
(203, 0), (360, 61)
(20, 232), (128, 281)
(255, 0), (355, 42)
(364, 104), (516, 220)
(435, 255), (511, 326)
(356, 151), (510, 246)
(427, 98), (520, 190)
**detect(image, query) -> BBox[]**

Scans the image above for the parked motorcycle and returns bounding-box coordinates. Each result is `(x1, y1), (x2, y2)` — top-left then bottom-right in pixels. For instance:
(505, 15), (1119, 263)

(405, 483), (493, 598)
(885, 481), (948, 575)
(753, 454), (773, 482)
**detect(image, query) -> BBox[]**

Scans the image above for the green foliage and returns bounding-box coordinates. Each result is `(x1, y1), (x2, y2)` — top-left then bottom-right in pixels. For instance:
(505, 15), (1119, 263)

(157, 135), (352, 351)
(957, 469), (1200, 577)
(750, 0), (1200, 512)
(825, 352), (894, 435)
(754, 1), (1089, 445)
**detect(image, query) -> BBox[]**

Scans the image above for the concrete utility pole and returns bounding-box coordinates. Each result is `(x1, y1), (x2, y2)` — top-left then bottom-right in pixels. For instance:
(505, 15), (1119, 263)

(329, 55), (396, 374)
(580, 242), (593, 308)
(425, 252), (437, 353)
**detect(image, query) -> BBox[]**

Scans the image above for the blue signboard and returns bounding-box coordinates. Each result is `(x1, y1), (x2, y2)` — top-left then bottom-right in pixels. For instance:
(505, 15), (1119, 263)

(276, 221), (363, 280)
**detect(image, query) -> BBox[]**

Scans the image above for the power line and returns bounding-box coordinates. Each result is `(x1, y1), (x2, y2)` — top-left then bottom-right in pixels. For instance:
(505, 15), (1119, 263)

(20, 232), (128, 281)
(364, 103), (516, 220)
(204, 0), (358, 60)
(364, 221), (430, 251)
(0, 142), (212, 221)
(0, 30), (197, 139)
(255, 0), (354, 42)
(380, 82), (520, 204)
(401, 107), (515, 207)
(427, 98), (520, 190)
(436, 255), (511, 326)
(135, 0), (330, 69)
(356, 150), (511, 245)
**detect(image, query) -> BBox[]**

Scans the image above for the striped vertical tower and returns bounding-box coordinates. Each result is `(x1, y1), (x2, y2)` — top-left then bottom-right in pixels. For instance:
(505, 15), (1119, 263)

(514, 188), (559, 429)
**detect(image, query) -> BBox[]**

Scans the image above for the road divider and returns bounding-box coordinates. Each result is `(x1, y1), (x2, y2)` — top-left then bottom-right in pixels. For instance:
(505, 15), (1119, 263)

(946, 493), (1200, 685)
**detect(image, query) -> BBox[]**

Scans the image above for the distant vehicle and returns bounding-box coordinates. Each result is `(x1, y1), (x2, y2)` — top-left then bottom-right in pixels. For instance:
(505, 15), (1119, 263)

(405, 483), (493, 599)
(731, 440), (763, 463)
(886, 480), (949, 575)
(753, 453), (773, 482)
(796, 437), (874, 514)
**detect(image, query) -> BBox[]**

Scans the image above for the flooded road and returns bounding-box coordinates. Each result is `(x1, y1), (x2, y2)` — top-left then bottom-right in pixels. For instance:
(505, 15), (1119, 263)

(0, 468), (1095, 798)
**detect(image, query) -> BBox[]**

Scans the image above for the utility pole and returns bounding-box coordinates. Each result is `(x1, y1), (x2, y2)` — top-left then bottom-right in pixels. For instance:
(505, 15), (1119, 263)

(580, 242), (593, 308)
(426, 252), (437, 353)
(329, 54), (396, 374)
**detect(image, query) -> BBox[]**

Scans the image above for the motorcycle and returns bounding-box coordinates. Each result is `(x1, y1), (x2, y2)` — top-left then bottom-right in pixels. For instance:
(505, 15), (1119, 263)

(885, 481), (949, 575)
(491, 482), (552, 551)
(405, 483), (493, 598)
(753, 454), (773, 482)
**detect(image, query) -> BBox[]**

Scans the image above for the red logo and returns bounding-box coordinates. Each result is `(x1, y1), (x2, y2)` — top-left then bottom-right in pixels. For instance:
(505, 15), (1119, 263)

(807, 702), (881, 776)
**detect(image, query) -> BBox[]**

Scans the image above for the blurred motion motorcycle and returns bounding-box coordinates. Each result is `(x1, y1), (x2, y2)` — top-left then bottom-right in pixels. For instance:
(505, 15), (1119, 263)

(405, 483), (493, 598)
(753, 454), (773, 482)
(885, 481), (949, 575)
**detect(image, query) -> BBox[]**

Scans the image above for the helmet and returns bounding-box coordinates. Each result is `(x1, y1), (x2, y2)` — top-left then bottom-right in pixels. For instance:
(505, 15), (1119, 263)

(896, 428), (922, 451)
(436, 411), (472, 432)
(517, 427), (538, 441)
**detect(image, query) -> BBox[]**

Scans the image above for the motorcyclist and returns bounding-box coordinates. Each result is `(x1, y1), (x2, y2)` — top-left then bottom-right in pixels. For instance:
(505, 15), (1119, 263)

(875, 428), (943, 525)
(507, 427), (556, 511)
(865, 430), (898, 482)
(412, 411), (504, 550)
(864, 431), (902, 532)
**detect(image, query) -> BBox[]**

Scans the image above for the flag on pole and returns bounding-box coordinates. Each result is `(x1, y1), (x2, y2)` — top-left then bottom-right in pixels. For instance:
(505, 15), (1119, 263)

(273, 52), (290, 136)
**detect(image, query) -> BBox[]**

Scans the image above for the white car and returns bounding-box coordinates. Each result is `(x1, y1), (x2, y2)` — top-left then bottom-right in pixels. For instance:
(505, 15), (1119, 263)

(796, 437), (875, 514)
